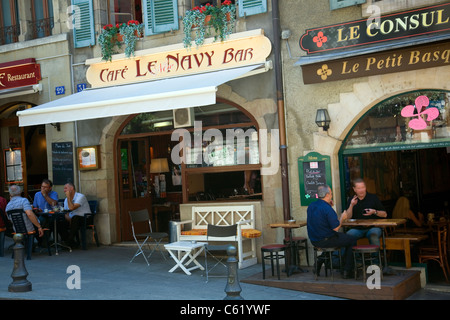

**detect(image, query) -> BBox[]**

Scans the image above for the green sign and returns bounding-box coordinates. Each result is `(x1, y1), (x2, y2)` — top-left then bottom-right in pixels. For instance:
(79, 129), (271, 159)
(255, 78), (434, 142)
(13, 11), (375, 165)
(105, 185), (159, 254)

(298, 152), (332, 206)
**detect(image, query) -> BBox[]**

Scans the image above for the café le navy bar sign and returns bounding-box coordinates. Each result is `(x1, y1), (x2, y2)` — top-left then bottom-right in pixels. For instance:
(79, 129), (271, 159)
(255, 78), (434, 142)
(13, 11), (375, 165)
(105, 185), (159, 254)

(299, 2), (450, 54)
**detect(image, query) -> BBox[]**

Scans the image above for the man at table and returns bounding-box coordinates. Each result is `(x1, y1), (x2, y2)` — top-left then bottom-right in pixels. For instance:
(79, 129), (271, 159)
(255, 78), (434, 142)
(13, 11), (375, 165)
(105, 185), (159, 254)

(33, 179), (59, 228)
(345, 178), (387, 249)
(61, 182), (91, 248)
(6, 185), (44, 238)
(307, 185), (357, 279)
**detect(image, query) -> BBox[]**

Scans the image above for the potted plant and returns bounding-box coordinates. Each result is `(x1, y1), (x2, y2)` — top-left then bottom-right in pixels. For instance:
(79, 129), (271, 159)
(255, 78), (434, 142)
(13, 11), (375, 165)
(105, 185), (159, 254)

(97, 24), (122, 62)
(119, 20), (144, 58)
(182, 1), (236, 49)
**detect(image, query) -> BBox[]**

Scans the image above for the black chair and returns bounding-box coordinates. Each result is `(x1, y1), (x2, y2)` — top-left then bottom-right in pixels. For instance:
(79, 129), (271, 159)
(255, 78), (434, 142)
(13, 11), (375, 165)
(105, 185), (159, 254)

(7, 209), (51, 260)
(204, 224), (237, 282)
(78, 200), (100, 250)
(261, 244), (287, 280)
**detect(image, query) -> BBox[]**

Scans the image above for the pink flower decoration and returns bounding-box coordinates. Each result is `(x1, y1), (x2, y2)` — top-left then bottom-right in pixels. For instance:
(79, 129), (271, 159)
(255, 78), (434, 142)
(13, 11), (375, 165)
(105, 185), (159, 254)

(313, 31), (327, 48)
(401, 95), (439, 130)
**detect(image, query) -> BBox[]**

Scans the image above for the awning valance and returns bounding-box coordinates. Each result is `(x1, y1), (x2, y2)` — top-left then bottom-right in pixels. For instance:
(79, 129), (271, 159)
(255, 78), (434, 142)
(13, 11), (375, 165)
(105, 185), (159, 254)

(18, 63), (266, 127)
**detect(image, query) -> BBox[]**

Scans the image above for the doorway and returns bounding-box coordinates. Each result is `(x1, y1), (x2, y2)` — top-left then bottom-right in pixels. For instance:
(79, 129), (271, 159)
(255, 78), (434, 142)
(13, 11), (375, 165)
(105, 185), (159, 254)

(0, 103), (49, 200)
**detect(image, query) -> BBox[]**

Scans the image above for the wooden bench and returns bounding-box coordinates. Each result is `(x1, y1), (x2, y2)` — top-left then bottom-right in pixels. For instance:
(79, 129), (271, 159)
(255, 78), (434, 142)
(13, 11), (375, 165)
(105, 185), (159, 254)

(174, 205), (261, 269)
(357, 234), (428, 268)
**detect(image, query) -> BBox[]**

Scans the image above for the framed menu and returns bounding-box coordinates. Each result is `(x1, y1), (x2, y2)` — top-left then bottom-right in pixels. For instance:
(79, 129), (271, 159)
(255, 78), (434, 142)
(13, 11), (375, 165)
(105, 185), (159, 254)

(4, 148), (23, 183)
(298, 152), (332, 206)
(77, 145), (100, 170)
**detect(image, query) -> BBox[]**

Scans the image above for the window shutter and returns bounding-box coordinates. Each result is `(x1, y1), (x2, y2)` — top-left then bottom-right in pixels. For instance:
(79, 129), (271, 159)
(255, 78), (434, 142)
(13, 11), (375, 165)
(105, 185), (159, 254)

(143, 0), (179, 36)
(238, 0), (267, 18)
(72, 0), (95, 48)
(329, 0), (366, 10)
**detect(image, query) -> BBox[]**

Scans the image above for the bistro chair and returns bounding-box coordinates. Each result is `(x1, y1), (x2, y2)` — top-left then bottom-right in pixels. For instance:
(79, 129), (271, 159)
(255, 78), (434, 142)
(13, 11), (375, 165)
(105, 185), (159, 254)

(352, 244), (383, 282)
(418, 223), (449, 282)
(78, 200), (100, 250)
(129, 209), (168, 266)
(261, 244), (287, 280)
(204, 224), (237, 282)
(7, 209), (51, 260)
(313, 246), (341, 281)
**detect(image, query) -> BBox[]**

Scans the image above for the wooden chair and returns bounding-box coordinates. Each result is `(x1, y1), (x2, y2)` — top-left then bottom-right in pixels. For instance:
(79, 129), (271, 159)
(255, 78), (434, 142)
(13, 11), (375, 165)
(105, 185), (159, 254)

(418, 223), (449, 282)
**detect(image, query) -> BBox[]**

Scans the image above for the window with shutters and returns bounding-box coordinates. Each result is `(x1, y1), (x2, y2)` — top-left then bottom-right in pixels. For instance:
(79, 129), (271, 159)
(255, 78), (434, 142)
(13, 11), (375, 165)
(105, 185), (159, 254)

(143, 0), (178, 36)
(30, 0), (54, 39)
(0, 0), (20, 45)
(238, 0), (267, 18)
(72, 0), (95, 48)
(329, 0), (366, 11)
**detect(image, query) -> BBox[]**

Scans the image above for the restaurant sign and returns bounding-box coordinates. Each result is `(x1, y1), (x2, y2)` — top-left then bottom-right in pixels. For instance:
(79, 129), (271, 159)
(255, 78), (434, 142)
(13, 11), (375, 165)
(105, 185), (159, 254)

(86, 30), (272, 88)
(302, 41), (450, 84)
(300, 2), (450, 54)
(0, 58), (41, 91)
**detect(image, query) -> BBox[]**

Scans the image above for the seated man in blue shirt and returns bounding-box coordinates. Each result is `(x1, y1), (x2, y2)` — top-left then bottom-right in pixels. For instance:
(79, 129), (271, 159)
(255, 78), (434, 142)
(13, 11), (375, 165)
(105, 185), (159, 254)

(307, 185), (357, 279)
(33, 179), (59, 226)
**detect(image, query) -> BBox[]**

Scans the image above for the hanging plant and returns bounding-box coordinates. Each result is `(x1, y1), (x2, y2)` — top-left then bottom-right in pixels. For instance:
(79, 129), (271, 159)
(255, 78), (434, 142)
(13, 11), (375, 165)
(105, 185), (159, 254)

(119, 20), (144, 58)
(97, 24), (122, 62)
(182, 1), (236, 49)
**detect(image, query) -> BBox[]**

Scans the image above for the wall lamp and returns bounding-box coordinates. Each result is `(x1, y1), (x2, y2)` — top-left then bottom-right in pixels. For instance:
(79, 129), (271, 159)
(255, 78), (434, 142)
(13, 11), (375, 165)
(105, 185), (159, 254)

(315, 109), (331, 131)
(50, 123), (61, 131)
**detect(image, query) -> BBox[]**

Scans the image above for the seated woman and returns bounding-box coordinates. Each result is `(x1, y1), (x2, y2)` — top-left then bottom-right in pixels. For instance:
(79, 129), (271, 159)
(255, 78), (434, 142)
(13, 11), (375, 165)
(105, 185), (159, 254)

(392, 196), (424, 227)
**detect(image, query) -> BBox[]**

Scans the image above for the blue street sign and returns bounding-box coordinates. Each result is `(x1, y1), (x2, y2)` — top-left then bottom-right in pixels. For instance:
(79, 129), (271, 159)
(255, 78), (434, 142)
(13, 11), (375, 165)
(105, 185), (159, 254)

(55, 86), (65, 95)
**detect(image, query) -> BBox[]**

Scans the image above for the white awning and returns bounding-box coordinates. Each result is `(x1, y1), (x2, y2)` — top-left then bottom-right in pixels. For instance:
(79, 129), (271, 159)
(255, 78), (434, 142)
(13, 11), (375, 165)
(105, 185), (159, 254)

(18, 64), (265, 127)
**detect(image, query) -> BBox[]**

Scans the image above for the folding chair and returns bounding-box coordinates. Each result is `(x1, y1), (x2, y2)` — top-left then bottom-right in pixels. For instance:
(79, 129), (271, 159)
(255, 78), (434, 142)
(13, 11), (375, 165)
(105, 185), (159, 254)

(129, 209), (168, 266)
(204, 224), (237, 282)
(7, 209), (51, 260)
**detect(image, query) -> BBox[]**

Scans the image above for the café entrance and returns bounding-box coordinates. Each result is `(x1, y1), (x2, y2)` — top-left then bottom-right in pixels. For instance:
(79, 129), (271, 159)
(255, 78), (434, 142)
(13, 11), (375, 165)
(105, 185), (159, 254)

(340, 90), (450, 217)
(114, 100), (263, 242)
(0, 102), (49, 200)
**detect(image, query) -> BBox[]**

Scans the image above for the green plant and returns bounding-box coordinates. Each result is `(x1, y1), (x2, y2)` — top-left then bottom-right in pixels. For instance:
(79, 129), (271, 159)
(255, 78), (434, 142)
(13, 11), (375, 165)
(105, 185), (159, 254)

(119, 20), (144, 58)
(182, 1), (235, 49)
(97, 24), (122, 62)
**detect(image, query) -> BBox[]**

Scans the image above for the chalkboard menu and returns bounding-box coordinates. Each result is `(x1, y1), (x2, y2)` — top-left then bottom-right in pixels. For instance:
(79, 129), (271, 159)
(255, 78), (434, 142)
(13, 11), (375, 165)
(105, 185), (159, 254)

(52, 142), (74, 185)
(298, 152), (332, 206)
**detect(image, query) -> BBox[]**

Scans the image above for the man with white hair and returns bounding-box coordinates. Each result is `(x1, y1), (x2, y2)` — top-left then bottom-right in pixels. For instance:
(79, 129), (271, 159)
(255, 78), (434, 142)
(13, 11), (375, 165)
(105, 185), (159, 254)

(6, 185), (43, 238)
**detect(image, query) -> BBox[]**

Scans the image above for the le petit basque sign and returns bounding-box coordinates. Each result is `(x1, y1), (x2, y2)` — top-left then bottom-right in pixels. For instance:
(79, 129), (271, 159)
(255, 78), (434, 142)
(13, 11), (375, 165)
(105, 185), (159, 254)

(0, 58), (41, 90)
(299, 3), (450, 84)
(86, 30), (272, 88)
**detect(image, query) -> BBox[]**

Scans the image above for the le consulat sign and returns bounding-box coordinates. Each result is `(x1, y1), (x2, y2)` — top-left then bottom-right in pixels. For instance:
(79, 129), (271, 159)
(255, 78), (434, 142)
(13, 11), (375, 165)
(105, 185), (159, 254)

(300, 2), (450, 54)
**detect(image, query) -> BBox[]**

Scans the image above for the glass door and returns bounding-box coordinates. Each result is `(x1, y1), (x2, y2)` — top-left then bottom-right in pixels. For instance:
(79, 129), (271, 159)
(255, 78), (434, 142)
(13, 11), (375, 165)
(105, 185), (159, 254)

(118, 138), (151, 241)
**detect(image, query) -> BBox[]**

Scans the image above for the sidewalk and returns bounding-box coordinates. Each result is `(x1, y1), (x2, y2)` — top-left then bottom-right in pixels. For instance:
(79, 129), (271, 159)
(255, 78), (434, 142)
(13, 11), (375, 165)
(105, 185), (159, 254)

(1, 238), (449, 301)
(0, 238), (340, 301)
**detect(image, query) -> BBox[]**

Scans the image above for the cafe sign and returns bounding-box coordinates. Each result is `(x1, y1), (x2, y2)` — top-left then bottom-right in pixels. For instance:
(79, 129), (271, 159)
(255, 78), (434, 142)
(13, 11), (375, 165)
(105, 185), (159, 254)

(86, 30), (272, 88)
(302, 41), (450, 84)
(300, 2), (450, 54)
(0, 58), (41, 91)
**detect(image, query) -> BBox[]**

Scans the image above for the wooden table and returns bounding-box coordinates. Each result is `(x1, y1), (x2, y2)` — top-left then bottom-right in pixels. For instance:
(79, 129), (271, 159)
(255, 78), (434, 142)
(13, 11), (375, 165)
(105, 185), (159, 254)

(269, 220), (307, 275)
(342, 219), (406, 274)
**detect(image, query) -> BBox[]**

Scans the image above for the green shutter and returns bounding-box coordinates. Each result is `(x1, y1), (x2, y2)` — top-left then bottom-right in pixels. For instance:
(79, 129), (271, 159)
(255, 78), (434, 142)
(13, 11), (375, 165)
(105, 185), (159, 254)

(238, 0), (267, 18)
(143, 0), (179, 35)
(329, 0), (366, 10)
(72, 0), (95, 48)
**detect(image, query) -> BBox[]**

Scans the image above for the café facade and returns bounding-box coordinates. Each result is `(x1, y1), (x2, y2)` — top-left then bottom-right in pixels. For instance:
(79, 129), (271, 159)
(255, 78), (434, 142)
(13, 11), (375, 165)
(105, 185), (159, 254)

(16, 25), (283, 251)
(283, 0), (450, 229)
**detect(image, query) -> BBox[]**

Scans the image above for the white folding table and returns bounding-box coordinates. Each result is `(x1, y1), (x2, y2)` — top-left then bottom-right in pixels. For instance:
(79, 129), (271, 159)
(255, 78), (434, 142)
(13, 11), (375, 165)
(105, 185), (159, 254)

(164, 241), (206, 275)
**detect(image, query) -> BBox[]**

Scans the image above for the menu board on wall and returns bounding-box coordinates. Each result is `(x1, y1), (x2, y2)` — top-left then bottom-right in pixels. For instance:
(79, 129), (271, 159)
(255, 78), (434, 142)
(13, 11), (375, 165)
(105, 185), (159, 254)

(298, 152), (332, 206)
(52, 142), (74, 185)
